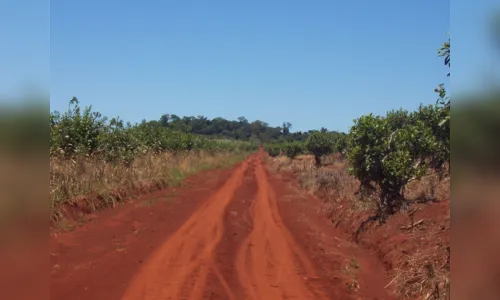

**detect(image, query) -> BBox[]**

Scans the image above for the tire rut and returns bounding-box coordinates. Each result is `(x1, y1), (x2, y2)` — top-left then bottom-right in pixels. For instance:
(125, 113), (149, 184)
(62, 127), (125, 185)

(235, 155), (329, 300)
(78, 149), (395, 300)
(204, 160), (258, 300)
(120, 156), (254, 300)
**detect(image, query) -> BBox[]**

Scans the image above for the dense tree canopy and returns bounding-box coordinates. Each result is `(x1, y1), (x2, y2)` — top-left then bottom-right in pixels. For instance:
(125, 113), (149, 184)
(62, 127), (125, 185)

(141, 113), (337, 144)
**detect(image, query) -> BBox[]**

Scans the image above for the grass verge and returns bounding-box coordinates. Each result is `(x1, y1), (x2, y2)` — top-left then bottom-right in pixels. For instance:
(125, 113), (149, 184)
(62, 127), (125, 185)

(50, 151), (252, 228)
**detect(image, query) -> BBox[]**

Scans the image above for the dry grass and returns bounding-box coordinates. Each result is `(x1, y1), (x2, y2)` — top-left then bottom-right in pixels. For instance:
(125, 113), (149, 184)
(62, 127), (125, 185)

(268, 154), (451, 300)
(270, 154), (368, 212)
(390, 244), (450, 299)
(403, 166), (450, 203)
(272, 154), (450, 210)
(50, 151), (250, 222)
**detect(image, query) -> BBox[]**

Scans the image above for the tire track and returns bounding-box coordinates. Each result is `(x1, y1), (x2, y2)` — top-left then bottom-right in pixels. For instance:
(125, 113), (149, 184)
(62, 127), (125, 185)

(204, 160), (258, 300)
(120, 156), (254, 300)
(235, 154), (329, 300)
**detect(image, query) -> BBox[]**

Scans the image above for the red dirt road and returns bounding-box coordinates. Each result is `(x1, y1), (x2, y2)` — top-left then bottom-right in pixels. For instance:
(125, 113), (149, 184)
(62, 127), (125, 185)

(235, 156), (328, 300)
(51, 151), (395, 300)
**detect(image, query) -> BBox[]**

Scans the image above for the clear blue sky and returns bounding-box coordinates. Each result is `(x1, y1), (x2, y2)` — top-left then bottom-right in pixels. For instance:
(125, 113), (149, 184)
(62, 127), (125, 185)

(452, 0), (500, 96)
(4, 0), (496, 132)
(0, 0), (49, 103)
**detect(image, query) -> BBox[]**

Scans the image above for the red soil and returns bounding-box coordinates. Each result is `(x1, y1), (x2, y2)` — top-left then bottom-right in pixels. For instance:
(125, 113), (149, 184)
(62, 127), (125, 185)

(275, 158), (451, 299)
(50, 150), (396, 299)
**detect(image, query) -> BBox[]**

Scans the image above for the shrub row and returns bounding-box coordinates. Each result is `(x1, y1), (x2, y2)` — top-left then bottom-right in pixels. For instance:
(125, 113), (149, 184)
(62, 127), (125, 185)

(265, 103), (449, 218)
(50, 98), (258, 163)
(264, 131), (347, 163)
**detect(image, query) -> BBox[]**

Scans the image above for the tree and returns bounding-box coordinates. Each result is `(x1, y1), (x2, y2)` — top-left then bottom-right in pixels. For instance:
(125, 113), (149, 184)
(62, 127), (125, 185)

(282, 122), (292, 136)
(305, 131), (333, 166)
(237, 116), (248, 124)
(160, 114), (170, 127)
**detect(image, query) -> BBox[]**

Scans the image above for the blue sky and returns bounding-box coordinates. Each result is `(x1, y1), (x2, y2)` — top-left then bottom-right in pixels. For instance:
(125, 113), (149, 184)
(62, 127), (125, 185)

(0, 0), (50, 103)
(453, 0), (500, 96)
(3, 0), (496, 132)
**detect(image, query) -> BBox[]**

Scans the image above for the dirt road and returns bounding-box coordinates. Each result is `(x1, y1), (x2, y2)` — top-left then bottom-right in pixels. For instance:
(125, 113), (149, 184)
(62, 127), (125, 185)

(51, 151), (395, 299)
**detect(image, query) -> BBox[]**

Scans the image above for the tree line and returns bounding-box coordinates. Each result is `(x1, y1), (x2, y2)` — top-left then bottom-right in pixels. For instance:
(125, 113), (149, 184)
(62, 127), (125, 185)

(143, 114), (338, 144)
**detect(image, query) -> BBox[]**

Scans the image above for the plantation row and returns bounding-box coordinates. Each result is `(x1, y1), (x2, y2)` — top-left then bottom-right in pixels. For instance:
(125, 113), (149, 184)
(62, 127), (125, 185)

(50, 98), (258, 163)
(265, 102), (450, 217)
(264, 130), (347, 164)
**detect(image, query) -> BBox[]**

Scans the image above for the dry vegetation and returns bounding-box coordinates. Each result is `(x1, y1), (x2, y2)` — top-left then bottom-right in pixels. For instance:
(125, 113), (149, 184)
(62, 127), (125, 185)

(50, 151), (249, 226)
(49, 98), (258, 228)
(270, 154), (450, 300)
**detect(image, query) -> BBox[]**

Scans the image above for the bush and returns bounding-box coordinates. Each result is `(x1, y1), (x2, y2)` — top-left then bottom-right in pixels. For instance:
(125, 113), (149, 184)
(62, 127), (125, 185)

(265, 143), (282, 157)
(346, 110), (441, 217)
(97, 117), (139, 165)
(50, 97), (107, 157)
(305, 131), (333, 166)
(414, 104), (450, 169)
(284, 141), (303, 159)
(333, 133), (347, 154)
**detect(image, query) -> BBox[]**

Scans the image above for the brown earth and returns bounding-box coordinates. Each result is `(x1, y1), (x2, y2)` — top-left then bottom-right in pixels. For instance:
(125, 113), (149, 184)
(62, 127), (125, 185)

(50, 149), (396, 299)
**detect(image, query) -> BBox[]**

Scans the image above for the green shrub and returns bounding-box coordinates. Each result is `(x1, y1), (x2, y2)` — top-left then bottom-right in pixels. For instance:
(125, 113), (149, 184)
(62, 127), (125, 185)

(50, 97), (107, 157)
(284, 141), (303, 159)
(305, 131), (333, 166)
(333, 133), (347, 154)
(346, 111), (441, 217)
(265, 143), (282, 157)
(97, 117), (139, 165)
(414, 104), (450, 169)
